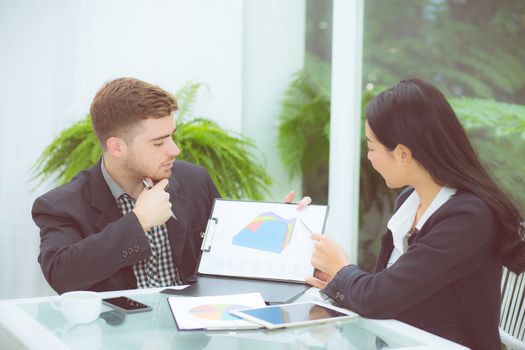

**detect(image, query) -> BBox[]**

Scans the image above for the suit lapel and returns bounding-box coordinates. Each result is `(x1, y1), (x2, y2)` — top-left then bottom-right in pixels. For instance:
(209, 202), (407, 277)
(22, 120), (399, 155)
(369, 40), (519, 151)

(165, 175), (191, 267)
(89, 159), (122, 231)
(375, 231), (394, 272)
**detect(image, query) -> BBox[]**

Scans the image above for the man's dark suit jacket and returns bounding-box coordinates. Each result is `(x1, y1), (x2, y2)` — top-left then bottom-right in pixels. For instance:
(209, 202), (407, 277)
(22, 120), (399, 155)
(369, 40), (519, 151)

(323, 188), (502, 349)
(32, 158), (219, 294)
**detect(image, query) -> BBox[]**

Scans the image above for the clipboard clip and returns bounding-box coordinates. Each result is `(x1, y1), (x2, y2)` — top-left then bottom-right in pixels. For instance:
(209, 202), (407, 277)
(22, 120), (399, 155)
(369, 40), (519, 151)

(200, 217), (218, 252)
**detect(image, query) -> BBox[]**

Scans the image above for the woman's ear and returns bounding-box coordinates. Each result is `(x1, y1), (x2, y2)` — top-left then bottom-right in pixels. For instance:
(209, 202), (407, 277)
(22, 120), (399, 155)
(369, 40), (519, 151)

(106, 137), (127, 158)
(394, 144), (413, 166)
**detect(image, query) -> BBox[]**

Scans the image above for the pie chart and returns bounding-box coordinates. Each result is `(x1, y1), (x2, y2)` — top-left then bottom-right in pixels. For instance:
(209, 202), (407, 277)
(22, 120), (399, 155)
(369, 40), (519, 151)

(189, 304), (248, 321)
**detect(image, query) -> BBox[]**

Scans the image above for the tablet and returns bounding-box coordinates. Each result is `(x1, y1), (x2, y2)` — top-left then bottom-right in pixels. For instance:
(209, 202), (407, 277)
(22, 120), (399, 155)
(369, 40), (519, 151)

(230, 301), (357, 329)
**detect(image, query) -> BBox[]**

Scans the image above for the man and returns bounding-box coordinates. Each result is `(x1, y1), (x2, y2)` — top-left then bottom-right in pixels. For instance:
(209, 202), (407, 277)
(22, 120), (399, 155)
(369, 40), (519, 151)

(33, 77), (308, 294)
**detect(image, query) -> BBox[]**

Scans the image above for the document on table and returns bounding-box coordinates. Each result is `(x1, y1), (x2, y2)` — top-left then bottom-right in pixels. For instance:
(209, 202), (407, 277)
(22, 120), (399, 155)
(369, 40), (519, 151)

(198, 199), (328, 283)
(167, 293), (266, 330)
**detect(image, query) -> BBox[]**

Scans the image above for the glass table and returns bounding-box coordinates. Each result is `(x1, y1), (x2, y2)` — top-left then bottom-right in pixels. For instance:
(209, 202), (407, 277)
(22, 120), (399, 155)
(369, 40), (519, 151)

(0, 287), (467, 349)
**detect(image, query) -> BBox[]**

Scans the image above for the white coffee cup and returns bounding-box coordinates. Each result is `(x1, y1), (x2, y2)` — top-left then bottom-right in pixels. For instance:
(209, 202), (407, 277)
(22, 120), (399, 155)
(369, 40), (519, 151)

(52, 291), (102, 324)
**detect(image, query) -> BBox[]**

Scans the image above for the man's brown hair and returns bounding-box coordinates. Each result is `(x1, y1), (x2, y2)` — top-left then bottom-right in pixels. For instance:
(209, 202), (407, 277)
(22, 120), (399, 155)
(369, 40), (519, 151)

(90, 77), (178, 147)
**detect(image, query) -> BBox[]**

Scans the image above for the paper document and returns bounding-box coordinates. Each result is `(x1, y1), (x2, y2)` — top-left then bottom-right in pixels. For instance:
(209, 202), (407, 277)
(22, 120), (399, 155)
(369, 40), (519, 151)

(198, 199), (328, 283)
(167, 293), (266, 330)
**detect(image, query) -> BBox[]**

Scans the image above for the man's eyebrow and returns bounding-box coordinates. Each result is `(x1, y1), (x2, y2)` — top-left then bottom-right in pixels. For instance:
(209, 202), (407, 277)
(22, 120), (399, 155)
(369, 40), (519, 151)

(150, 128), (177, 141)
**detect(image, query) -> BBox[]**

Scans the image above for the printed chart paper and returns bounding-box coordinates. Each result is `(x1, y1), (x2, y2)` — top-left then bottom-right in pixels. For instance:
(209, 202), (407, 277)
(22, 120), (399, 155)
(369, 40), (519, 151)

(198, 200), (328, 283)
(167, 293), (266, 330)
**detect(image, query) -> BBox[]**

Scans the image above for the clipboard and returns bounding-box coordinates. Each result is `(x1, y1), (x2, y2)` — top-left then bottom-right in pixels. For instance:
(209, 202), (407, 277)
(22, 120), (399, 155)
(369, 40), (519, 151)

(161, 275), (310, 304)
(165, 199), (328, 303)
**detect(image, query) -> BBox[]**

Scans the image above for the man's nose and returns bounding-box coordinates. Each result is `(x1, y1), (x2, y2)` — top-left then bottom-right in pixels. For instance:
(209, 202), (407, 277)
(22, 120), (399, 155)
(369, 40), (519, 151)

(169, 139), (181, 157)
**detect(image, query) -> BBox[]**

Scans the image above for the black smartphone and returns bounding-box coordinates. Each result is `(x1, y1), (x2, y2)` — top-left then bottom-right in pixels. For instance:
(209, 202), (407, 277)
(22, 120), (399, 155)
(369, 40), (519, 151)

(102, 296), (152, 314)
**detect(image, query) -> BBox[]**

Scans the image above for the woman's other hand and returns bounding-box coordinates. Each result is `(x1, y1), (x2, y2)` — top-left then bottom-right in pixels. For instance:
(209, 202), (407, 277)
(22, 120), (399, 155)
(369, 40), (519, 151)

(306, 270), (332, 289)
(309, 233), (350, 281)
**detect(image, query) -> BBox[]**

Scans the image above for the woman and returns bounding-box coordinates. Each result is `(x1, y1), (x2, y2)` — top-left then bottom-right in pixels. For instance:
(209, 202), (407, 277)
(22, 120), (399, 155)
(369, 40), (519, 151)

(307, 79), (525, 349)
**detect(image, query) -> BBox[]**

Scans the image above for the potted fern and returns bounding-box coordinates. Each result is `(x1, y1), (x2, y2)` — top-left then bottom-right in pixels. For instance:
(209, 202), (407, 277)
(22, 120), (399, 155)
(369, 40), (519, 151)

(32, 83), (272, 200)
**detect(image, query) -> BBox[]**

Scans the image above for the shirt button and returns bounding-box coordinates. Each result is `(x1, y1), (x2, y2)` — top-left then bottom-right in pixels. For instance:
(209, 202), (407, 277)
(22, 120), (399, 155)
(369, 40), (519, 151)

(122, 251), (128, 258)
(128, 247), (134, 254)
(133, 245), (140, 252)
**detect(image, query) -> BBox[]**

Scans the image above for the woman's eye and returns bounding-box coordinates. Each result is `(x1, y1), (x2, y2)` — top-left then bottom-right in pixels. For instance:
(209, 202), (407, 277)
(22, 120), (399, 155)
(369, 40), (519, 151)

(154, 142), (163, 147)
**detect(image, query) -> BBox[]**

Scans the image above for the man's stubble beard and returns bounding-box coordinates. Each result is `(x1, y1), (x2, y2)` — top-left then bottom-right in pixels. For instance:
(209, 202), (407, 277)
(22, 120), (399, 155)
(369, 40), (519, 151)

(123, 156), (172, 182)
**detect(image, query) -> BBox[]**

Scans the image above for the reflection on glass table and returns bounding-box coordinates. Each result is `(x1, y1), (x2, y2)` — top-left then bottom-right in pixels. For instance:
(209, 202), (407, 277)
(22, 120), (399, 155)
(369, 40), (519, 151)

(1, 288), (467, 349)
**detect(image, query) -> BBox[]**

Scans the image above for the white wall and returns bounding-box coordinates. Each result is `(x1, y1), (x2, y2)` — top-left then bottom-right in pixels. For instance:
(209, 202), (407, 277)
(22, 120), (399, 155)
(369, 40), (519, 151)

(78, 0), (245, 132)
(242, 0), (305, 200)
(0, 0), (305, 298)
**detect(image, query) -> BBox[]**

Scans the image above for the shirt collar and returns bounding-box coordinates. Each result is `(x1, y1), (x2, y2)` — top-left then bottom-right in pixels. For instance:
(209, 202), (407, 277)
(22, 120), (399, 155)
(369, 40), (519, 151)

(388, 186), (456, 255)
(415, 186), (457, 230)
(388, 190), (419, 255)
(100, 156), (126, 200)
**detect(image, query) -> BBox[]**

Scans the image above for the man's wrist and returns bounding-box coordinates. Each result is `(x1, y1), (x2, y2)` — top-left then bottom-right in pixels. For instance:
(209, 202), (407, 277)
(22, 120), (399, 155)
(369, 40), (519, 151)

(131, 209), (151, 232)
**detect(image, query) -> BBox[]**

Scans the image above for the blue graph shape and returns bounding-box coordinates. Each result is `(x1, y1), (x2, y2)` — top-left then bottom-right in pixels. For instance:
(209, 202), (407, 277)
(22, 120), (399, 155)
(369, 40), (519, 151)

(233, 220), (290, 253)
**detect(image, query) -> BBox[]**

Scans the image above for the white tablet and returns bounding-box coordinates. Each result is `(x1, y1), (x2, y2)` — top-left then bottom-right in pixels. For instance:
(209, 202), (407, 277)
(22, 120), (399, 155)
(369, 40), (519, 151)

(230, 301), (358, 329)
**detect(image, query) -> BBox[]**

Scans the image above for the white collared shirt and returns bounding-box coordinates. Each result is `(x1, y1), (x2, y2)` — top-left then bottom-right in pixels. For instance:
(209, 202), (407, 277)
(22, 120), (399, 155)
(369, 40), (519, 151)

(386, 186), (457, 267)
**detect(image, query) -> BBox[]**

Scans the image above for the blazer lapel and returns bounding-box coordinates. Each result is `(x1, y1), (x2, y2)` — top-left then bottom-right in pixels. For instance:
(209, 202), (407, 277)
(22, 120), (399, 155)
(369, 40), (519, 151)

(165, 175), (191, 267)
(375, 231), (394, 272)
(88, 159), (122, 231)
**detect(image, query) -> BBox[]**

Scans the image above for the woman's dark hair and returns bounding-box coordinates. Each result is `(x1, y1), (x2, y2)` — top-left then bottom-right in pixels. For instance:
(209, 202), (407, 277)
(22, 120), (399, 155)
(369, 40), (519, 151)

(366, 78), (525, 273)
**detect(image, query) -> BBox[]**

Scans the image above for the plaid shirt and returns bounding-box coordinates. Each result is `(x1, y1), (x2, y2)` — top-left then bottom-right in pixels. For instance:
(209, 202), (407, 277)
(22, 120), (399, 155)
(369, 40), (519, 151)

(117, 194), (183, 288)
(100, 158), (182, 288)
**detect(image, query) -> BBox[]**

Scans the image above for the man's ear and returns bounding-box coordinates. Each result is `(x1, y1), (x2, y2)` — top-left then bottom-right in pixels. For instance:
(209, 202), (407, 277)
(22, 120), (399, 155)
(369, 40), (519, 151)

(106, 137), (127, 158)
(394, 144), (413, 166)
